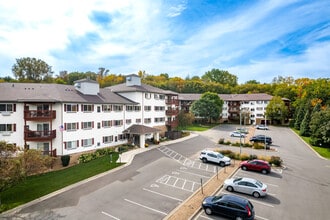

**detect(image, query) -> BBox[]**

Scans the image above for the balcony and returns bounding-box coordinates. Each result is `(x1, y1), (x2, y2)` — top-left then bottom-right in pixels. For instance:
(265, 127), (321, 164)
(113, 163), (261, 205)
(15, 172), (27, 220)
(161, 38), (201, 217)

(166, 99), (179, 105)
(166, 109), (179, 116)
(24, 130), (56, 141)
(24, 110), (56, 121)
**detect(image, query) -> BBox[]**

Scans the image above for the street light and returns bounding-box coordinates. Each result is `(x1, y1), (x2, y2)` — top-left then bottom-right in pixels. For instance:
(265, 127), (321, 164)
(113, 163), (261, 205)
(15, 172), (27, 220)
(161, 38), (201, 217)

(239, 109), (242, 155)
(264, 115), (267, 151)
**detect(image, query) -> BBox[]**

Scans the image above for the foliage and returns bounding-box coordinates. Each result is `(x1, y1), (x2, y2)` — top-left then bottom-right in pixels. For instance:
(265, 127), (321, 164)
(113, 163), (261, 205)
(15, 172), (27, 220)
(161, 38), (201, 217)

(309, 107), (330, 148)
(269, 156), (283, 166)
(12, 57), (53, 82)
(201, 69), (238, 87)
(190, 92), (224, 123)
(0, 142), (24, 192)
(19, 149), (54, 176)
(299, 101), (312, 136)
(177, 111), (195, 129)
(266, 96), (288, 123)
(78, 147), (115, 163)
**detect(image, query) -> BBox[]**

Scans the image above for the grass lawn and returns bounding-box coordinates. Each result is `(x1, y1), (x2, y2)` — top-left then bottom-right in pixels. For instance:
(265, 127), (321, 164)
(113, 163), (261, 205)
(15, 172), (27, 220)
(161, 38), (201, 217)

(0, 153), (122, 213)
(292, 128), (330, 159)
(180, 123), (218, 131)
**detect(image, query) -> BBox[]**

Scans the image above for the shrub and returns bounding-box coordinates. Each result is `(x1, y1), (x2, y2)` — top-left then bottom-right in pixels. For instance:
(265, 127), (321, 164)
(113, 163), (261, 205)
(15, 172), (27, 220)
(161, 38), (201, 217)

(232, 142), (241, 147)
(249, 154), (258, 160)
(218, 138), (225, 144)
(239, 153), (250, 161)
(224, 141), (231, 145)
(269, 156), (283, 167)
(252, 143), (265, 149)
(61, 155), (70, 167)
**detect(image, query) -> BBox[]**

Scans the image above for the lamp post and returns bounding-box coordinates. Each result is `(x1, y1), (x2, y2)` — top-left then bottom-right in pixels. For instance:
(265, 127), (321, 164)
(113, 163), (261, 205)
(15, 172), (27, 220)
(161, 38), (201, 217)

(264, 115), (267, 151)
(239, 109), (242, 155)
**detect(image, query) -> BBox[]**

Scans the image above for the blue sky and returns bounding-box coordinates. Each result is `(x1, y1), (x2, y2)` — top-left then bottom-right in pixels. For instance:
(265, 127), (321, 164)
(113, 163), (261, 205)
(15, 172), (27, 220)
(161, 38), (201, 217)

(0, 0), (329, 83)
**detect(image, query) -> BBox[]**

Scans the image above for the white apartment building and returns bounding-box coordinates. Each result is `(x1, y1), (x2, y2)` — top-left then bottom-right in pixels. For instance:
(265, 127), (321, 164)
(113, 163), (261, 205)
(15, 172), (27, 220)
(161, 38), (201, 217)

(178, 93), (273, 125)
(0, 75), (179, 156)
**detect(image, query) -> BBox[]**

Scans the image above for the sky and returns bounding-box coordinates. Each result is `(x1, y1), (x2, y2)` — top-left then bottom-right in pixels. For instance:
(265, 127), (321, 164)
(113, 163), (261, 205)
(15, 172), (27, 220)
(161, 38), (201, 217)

(0, 0), (329, 84)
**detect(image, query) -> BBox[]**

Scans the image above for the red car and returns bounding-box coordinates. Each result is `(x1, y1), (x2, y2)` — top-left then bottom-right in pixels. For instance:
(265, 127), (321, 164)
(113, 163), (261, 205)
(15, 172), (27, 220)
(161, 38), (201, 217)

(240, 159), (271, 174)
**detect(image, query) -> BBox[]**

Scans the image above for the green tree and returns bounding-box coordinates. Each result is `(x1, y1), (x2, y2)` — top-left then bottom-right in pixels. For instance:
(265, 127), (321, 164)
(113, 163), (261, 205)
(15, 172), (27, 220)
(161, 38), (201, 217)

(202, 69), (238, 87)
(12, 57), (53, 82)
(299, 101), (312, 136)
(177, 111), (195, 129)
(309, 107), (330, 148)
(265, 96), (288, 124)
(190, 92), (224, 123)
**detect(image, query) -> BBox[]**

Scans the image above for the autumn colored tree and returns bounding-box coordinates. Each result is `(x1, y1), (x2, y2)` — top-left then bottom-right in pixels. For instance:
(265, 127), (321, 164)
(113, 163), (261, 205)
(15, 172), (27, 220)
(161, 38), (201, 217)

(265, 96), (288, 124)
(12, 57), (53, 82)
(202, 69), (238, 87)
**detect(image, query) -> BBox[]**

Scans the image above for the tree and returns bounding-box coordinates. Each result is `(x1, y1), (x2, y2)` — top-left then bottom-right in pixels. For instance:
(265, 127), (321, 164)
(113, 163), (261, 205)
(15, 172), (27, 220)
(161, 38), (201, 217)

(177, 111), (195, 129)
(300, 101), (312, 136)
(190, 92), (224, 123)
(12, 57), (53, 82)
(309, 107), (330, 148)
(201, 69), (238, 87)
(265, 96), (288, 124)
(0, 142), (24, 193)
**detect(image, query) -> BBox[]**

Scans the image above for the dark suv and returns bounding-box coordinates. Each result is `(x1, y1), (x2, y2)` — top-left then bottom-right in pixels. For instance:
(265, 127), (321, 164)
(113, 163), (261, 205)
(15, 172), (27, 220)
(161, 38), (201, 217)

(202, 194), (255, 220)
(250, 135), (272, 145)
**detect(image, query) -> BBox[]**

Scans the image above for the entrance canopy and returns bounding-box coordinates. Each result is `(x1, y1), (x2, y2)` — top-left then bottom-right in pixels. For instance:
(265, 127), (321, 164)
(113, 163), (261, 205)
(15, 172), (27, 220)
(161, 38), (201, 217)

(123, 124), (160, 135)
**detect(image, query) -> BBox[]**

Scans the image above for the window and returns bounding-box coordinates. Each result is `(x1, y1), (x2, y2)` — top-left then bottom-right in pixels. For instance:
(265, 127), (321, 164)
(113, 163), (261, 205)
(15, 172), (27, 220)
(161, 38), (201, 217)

(113, 105), (123, 111)
(159, 94), (165, 100)
(65, 140), (79, 150)
(103, 136), (113, 143)
(257, 101), (262, 104)
(113, 120), (123, 126)
(102, 120), (112, 128)
(102, 104), (112, 112)
(154, 94), (159, 99)
(256, 114), (263, 117)
(65, 104), (78, 112)
(81, 121), (93, 129)
(126, 119), (132, 124)
(154, 106), (165, 111)
(82, 104), (93, 112)
(118, 134), (126, 141)
(136, 118), (141, 123)
(144, 106), (151, 111)
(134, 106), (141, 111)
(97, 106), (101, 113)
(144, 118), (151, 123)
(256, 107), (263, 111)
(82, 138), (93, 147)
(0, 124), (15, 132)
(145, 93), (151, 99)
(126, 105), (134, 111)
(0, 104), (14, 112)
(154, 117), (165, 122)
(66, 122), (78, 131)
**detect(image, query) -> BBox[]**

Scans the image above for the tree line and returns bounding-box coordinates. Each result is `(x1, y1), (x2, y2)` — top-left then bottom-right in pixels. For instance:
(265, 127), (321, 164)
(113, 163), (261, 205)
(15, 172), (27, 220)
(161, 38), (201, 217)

(1, 57), (329, 147)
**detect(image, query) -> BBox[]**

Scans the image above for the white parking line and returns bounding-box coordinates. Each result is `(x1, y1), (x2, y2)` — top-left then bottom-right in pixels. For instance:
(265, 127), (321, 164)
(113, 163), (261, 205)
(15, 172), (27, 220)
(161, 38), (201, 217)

(143, 188), (183, 202)
(124, 199), (168, 215)
(178, 169), (211, 178)
(249, 198), (274, 208)
(256, 215), (270, 220)
(101, 211), (120, 220)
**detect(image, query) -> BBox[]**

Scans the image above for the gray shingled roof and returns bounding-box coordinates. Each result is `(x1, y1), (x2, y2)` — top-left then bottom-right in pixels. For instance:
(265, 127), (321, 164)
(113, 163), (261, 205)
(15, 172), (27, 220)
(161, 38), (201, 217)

(178, 93), (273, 101)
(123, 124), (161, 135)
(0, 82), (135, 104)
(106, 83), (169, 94)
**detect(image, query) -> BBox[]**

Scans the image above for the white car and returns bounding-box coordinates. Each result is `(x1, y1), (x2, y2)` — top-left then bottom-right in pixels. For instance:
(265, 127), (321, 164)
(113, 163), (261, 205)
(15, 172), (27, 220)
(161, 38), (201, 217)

(199, 150), (231, 167)
(224, 177), (267, 198)
(230, 131), (246, 138)
(256, 124), (269, 130)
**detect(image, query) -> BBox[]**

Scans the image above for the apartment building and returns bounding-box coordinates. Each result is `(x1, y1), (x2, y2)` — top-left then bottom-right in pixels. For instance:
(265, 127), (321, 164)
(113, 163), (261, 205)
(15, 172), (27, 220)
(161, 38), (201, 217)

(178, 93), (273, 125)
(0, 75), (179, 156)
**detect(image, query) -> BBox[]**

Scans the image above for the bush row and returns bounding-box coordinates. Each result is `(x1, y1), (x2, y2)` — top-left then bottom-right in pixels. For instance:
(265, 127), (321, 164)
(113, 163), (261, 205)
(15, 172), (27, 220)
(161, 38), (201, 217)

(78, 147), (115, 163)
(218, 138), (269, 149)
(218, 149), (283, 167)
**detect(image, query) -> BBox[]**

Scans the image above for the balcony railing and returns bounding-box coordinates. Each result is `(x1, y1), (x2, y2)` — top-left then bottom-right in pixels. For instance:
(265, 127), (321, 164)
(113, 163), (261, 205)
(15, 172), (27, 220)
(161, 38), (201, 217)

(166, 109), (179, 116)
(166, 99), (179, 105)
(24, 130), (56, 141)
(24, 110), (56, 121)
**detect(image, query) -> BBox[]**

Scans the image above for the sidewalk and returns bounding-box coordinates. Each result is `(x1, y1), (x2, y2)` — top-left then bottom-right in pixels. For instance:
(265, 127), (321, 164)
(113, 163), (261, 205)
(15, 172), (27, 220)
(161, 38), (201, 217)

(117, 132), (200, 165)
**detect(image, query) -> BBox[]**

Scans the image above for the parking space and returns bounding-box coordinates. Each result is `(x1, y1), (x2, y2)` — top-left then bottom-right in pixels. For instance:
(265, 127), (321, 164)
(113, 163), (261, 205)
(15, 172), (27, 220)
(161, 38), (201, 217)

(99, 147), (225, 220)
(193, 166), (284, 220)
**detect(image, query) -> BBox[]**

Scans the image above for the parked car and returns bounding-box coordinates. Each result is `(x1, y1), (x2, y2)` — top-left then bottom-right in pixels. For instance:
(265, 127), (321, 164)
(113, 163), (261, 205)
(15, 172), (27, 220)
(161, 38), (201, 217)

(199, 150), (231, 167)
(256, 124), (269, 130)
(202, 194), (255, 220)
(240, 159), (271, 174)
(230, 131), (246, 138)
(250, 135), (272, 145)
(236, 127), (249, 134)
(224, 177), (267, 198)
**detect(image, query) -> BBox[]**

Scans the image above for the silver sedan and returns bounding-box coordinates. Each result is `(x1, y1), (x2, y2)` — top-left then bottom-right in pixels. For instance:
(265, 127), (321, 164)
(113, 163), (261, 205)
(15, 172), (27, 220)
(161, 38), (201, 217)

(224, 177), (267, 198)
